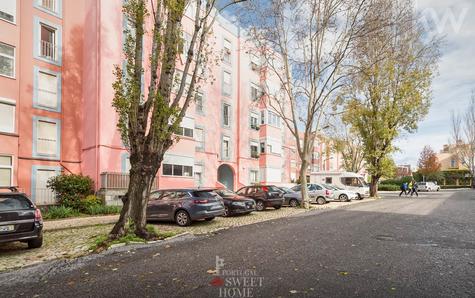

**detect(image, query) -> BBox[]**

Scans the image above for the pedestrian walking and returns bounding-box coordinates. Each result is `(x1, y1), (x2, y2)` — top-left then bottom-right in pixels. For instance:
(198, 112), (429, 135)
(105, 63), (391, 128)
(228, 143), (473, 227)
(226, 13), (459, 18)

(410, 180), (419, 197)
(399, 182), (408, 196)
(408, 181), (413, 197)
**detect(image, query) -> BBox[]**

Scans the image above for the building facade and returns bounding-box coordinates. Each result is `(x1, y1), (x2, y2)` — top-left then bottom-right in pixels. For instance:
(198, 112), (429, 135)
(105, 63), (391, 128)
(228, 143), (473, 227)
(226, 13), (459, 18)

(0, 0), (345, 205)
(437, 143), (468, 171)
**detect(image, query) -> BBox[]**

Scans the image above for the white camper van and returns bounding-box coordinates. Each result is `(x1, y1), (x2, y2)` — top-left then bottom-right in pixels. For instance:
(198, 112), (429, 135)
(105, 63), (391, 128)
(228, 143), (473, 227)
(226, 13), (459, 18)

(310, 172), (370, 199)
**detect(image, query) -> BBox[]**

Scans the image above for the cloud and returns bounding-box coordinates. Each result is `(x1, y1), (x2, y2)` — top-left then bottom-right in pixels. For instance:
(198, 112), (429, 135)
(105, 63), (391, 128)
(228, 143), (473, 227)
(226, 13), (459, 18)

(393, 0), (475, 166)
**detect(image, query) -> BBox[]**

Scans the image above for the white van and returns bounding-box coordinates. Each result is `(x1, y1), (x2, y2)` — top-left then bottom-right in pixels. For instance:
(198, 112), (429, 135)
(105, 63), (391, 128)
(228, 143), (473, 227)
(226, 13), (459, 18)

(310, 172), (370, 199)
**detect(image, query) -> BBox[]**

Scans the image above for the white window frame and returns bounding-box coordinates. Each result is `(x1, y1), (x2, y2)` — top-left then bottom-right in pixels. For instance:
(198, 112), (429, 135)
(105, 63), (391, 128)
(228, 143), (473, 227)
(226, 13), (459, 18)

(222, 70), (232, 96)
(195, 91), (204, 114)
(222, 103), (231, 128)
(33, 66), (62, 112)
(32, 116), (61, 160)
(0, 42), (15, 78)
(34, 0), (62, 18)
(162, 163), (193, 177)
(0, 97), (15, 134)
(0, 0), (16, 24)
(195, 126), (205, 151)
(33, 17), (62, 66)
(0, 155), (13, 187)
(223, 38), (232, 65)
(250, 83), (261, 101)
(249, 169), (259, 184)
(222, 135), (231, 160)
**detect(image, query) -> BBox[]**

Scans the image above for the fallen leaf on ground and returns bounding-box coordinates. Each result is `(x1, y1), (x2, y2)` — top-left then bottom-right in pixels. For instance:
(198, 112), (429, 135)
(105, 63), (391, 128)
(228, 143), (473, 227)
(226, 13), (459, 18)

(339, 271), (349, 276)
(207, 269), (218, 274)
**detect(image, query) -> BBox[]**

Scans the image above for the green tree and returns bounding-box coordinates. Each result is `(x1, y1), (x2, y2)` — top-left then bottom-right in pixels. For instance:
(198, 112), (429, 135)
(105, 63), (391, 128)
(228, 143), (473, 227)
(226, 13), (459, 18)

(343, 0), (440, 197)
(111, 0), (244, 239)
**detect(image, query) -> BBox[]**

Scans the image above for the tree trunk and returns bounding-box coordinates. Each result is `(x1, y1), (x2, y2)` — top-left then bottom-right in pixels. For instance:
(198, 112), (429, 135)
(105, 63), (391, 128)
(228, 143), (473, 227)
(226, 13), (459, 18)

(472, 176), (475, 189)
(299, 160), (310, 209)
(109, 162), (152, 239)
(369, 175), (380, 198)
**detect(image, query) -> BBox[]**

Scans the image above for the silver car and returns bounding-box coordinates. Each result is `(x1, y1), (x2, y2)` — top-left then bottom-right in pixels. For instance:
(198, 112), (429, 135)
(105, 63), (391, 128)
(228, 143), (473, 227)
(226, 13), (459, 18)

(322, 184), (358, 201)
(291, 183), (332, 205)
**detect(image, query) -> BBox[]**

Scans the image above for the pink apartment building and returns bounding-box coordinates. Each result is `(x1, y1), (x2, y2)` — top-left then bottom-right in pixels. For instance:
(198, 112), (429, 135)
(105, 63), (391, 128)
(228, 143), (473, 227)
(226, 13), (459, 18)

(0, 0), (343, 205)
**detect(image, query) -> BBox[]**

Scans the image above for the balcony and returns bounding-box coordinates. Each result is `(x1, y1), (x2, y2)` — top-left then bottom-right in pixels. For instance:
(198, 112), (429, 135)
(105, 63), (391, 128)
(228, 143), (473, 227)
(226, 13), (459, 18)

(100, 172), (160, 190)
(40, 40), (57, 61)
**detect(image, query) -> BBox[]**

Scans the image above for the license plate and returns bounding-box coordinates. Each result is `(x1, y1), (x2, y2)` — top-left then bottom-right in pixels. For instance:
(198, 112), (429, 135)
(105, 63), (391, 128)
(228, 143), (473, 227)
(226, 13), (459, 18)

(0, 225), (14, 232)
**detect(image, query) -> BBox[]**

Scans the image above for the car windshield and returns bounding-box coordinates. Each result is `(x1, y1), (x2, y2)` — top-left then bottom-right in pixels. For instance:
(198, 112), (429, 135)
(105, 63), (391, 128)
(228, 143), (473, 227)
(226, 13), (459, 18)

(0, 195), (32, 211)
(266, 186), (282, 192)
(190, 191), (216, 198)
(279, 187), (294, 193)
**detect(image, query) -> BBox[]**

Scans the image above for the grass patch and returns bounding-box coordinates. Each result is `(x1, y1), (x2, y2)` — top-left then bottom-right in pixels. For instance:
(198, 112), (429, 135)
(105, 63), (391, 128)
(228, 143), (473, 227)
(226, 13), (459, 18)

(42, 206), (81, 220)
(89, 225), (179, 252)
(83, 205), (122, 215)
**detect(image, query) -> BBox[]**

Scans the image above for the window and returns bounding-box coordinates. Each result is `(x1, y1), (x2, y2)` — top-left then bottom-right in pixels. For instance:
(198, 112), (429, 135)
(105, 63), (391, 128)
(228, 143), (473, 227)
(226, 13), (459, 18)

(0, 99), (15, 133)
(35, 68), (60, 111)
(182, 32), (192, 56)
(260, 110), (265, 125)
(40, 24), (57, 60)
(223, 39), (231, 64)
(195, 92), (204, 113)
(260, 142), (265, 154)
(194, 164), (203, 186)
(222, 103), (231, 127)
(340, 177), (364, 187)
(250, 113), (259, 130)
(250, 142), (259, 158)
(0, 156), (12, 187)
(0, 0), (15, 23)
(267, 111), (280, 127)
(33, 117), (60, 159)
(251, 84), (261, 101)
(0, 43), (14, 78)
(34, 0), (61, 17)
(175, 126), (193, 138)
(222, 136), (231, 160)
(290, 160), (296, 168)
(250, 170), (258, 184)
(222, 70), (231, 95)
(195, 127), (204, 151)
(450, 159), (456, 168)
(162, 164), (193, 177)
(41, 0), (56, 12)
(32, 167), (59, 204)
(325, 177), (333, 184)
(267, 144), (273, 153)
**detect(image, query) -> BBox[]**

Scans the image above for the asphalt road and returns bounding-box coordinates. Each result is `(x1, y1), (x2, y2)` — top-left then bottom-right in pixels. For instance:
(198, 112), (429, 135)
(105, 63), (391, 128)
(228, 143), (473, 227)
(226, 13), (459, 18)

(1, 190), (474, 298)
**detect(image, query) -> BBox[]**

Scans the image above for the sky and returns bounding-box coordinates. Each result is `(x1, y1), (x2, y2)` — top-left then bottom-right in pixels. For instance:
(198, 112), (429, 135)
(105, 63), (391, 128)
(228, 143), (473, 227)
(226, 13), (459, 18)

(393, 0), (475, 168)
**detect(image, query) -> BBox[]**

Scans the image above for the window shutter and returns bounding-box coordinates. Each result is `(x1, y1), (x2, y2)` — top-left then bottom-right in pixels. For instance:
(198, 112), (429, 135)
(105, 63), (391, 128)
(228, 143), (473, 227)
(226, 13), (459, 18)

(0, 103), (14, 133)
(37, 120), (57, 155)
(38, 71), (58, 109)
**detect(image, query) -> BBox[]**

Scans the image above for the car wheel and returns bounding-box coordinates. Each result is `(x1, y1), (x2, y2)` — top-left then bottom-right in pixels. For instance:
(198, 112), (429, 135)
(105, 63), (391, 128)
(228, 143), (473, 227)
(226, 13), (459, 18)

(339, 194), (349, 202)
(357, 193), (363, 200)
(205, 217), (215, 221)
(255, 200), (265, 211)
(274, 205), (282, 210)
(316, 197), (326, 205)
(289, 199), (298, 207)
(27, 236), (43, 249)
(223, 206), (230, 217)
(175, 210), (191, 226)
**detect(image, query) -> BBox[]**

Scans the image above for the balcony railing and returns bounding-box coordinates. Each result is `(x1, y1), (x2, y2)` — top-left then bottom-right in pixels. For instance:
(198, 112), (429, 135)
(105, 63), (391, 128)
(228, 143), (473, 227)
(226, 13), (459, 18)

(41, 0), (56, 12)
(40, 40), (56, 61)
(100, 172), (160, 190)
(34, 188), (58, 206)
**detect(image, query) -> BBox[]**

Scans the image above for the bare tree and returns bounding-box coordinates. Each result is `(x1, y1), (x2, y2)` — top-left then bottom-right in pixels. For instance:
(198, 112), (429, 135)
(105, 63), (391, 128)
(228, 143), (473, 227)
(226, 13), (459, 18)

(111, 0), (244, 239)
(451, 91), (475, 188)
(330, 121), (365, 173)
(238, 0), (377, 207)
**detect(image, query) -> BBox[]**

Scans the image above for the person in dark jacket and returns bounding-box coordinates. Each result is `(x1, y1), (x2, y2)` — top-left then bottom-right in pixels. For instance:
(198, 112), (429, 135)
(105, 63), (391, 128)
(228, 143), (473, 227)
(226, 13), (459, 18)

(410, 180), (419, 197)
(399, 182), (408, 196)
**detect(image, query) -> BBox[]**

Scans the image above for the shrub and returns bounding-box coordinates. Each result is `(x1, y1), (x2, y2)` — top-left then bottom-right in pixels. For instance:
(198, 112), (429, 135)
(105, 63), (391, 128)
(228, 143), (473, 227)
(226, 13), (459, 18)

(380, 176), (413, 185)
(47, 174), (94, 209)
(79, 195), (102, 211)
(378, 184), (400, 191)
(441, 185), (472, 189)
(42, 206), (80, 220)
(83, 205), (121, 215)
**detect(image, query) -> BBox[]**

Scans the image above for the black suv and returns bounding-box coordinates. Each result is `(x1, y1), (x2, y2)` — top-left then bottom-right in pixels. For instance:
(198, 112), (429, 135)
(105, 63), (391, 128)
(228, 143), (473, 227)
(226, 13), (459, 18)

(0, 187), (43, 248)
(236, 185), (284, 211)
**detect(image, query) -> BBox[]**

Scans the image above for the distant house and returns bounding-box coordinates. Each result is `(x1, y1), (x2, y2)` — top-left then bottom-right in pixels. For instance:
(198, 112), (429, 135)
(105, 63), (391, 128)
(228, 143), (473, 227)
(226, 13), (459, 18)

(436, 143), (469, 171)
(395, 165), (412, 178)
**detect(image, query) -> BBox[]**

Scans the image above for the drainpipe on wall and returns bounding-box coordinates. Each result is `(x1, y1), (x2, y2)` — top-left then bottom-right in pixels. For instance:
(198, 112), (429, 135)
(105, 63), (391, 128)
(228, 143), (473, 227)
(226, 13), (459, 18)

(236, 27), (241, 190)
(95, 0), (101, 190)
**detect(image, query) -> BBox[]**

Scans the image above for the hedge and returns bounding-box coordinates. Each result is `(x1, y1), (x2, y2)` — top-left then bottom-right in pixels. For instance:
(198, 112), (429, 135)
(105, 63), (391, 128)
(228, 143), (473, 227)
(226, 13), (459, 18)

(440, 185), (472, 189)
(378, 184), (400, 191)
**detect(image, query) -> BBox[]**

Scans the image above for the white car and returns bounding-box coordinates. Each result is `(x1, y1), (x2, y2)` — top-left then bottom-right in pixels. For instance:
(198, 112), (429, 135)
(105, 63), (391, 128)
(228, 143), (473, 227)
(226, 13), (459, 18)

(323, 184), (358, 201)
(416, 181), (440, 192)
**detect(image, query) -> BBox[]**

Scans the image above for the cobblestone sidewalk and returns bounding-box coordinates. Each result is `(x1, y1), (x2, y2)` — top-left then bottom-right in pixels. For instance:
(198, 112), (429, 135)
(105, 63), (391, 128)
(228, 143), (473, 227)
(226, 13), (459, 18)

(0, 199), (374, 272)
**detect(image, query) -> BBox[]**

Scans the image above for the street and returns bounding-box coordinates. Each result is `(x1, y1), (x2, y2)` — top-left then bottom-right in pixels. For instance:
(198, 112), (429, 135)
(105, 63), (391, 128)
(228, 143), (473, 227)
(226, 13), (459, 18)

(1, 190), (474, 298)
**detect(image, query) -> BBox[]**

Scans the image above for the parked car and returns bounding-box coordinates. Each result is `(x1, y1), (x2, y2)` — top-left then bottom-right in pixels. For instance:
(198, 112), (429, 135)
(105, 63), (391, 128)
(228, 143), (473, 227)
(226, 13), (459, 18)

(322, 184), (357, 202)
(214, 189), (256, 216)
(146, 189), (225, 226)
(236, 185), (284, 211)
(416, 181), (440, 192)
(290, 183), (331, 205)
(0, 187), (43, 248)
(277, 187), (303, 207)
